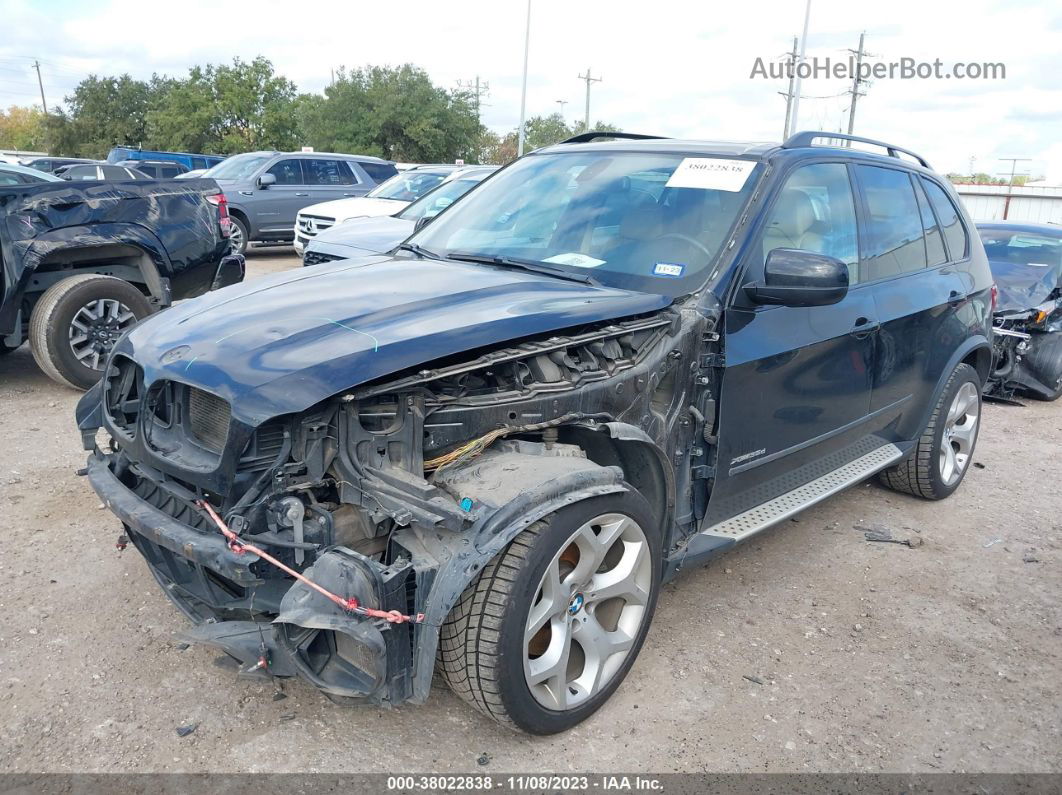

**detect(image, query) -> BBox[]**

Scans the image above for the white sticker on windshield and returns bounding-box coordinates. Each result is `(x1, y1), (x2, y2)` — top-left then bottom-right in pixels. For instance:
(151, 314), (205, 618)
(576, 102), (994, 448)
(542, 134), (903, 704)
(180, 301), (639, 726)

(543, 253), (606, 268)
(665, 158), (754, 191)
(653, 262), (685, 278)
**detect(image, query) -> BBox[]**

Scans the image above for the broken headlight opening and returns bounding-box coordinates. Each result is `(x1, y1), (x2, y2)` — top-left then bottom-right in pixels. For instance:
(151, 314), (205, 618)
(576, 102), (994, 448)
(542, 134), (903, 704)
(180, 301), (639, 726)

(80, 306), (710, 707)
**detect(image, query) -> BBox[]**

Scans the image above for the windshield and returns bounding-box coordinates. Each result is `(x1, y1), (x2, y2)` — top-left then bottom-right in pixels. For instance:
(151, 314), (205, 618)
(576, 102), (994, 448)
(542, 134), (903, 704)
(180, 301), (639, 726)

(399, 177), (484, 222)
(409, 151), (762, 296)
(204, 154), (270, 181)
(368, 170), (449, 201)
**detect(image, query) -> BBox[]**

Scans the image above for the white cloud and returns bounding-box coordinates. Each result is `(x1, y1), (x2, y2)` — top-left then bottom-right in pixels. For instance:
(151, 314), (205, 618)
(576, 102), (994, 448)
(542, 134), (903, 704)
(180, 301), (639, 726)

(2, 0), (1060, 180)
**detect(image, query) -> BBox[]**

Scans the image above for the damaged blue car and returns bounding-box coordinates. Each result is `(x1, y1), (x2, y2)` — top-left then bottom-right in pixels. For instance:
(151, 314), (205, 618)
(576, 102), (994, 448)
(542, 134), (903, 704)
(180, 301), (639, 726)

(77, 131), (994, 734)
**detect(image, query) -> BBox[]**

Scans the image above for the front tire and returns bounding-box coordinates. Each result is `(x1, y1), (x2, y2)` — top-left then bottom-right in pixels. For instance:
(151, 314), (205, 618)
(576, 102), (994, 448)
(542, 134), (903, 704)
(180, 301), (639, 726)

(438, 489), (660, 734)
(29, 275), (151, 389)
(879, 362), (981, 500)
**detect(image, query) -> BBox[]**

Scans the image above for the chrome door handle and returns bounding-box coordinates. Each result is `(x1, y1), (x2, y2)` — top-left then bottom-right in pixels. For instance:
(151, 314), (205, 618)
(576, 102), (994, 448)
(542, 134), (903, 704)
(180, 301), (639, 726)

(294, 192), (309, 197)
(850, 316), (880, 339)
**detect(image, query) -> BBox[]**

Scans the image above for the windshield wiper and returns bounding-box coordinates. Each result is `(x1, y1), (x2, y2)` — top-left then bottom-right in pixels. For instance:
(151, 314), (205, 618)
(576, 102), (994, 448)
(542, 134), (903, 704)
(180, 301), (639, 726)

(395, 242), (442, 259)
(445, 251), (598, 286)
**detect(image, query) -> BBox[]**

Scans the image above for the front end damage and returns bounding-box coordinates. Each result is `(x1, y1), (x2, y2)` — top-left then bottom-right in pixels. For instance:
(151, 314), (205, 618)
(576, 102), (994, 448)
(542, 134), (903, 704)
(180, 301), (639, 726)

(79, 303), (715, 706)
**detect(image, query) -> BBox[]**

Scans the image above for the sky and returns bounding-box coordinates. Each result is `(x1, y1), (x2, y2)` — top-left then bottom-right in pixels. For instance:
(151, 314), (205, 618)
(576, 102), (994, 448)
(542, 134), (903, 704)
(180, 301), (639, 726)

(2, 0), (1061, 181)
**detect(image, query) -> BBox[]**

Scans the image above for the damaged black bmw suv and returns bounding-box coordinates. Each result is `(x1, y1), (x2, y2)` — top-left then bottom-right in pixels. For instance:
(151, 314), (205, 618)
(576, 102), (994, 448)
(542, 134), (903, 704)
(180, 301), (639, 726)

(77, 131), (993, 734)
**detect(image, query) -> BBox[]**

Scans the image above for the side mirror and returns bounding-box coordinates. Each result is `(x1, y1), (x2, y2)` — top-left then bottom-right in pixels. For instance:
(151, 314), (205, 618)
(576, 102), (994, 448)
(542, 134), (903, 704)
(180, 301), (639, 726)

(414, 215), (433, 233)
(744, 248), (849, 307)
(257, 173), (276, 189)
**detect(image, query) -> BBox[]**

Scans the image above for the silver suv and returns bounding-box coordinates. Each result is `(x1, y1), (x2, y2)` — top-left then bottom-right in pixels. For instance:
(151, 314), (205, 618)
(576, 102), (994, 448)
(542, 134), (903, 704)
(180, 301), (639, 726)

(203, 151), (397, 254)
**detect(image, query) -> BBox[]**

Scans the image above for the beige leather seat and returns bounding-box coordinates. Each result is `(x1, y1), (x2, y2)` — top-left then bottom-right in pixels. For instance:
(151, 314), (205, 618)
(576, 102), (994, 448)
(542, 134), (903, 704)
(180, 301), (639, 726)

(761, 189), (824, 262)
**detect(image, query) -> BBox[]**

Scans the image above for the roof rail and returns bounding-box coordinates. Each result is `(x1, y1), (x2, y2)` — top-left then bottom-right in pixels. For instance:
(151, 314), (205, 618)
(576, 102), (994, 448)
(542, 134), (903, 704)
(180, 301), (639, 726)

(782, 131), (931, 169)
(559, 131), (668, 145)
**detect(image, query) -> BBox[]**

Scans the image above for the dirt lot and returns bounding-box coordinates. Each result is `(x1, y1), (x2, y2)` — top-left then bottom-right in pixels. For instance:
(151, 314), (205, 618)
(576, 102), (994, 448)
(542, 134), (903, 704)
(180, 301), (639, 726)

(1, 247), (1059, 774)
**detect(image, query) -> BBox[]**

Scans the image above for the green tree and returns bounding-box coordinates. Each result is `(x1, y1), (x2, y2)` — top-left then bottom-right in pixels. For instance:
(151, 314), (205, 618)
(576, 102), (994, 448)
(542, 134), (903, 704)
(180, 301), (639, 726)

(148, 57), (300, 154)
(299, 65), (481, 162)
(0, 105), (47, 151)
(60, 74), (152, 157)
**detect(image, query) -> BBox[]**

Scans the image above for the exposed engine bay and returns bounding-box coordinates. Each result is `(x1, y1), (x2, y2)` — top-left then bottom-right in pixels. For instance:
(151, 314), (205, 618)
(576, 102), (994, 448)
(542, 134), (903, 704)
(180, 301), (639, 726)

(986, 296), (1062, 402)
(81, 302), (719, 705)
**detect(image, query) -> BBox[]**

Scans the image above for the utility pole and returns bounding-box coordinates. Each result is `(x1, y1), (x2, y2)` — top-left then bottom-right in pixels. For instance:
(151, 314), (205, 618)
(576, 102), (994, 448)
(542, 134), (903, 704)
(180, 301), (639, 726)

(846, 31), (867, 135)
(577, 68), (601, 133)
(517, 0), (532, 157)
(458, 76), (491, 123)
(780, 37), (798, 139)
(997, 157), (1031, 220)
(32, 60), (47, 115)
(789, 0), (812, 134)
(555, 99), (568, 119)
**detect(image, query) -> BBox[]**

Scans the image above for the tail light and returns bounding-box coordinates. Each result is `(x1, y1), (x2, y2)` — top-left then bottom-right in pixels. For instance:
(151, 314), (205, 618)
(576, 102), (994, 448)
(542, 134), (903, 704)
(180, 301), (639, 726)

(990, 283), (998, 314)
(206, 192), (232, 238)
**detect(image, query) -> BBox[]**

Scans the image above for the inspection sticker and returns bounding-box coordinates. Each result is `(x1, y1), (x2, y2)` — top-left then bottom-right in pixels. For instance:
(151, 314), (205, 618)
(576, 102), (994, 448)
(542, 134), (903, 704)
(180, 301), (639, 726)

(665, 157), (755, 191)
(543, 252), (606, 268)
(653, 262), (685, 278)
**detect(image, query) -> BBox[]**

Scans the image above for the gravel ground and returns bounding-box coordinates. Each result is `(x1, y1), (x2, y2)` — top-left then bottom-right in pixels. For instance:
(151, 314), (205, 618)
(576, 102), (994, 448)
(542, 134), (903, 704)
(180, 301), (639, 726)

(1, 247), (1059, 774)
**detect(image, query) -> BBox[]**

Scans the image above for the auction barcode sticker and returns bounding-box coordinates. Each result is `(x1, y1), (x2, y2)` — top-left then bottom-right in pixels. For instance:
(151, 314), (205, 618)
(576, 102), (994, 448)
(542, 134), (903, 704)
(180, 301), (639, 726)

(665, 158), (755, 191)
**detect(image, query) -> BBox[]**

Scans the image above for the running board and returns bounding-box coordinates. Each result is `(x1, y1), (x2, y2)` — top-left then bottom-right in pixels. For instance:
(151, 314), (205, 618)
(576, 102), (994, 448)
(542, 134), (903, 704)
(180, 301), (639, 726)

(698, 442), (904, 543)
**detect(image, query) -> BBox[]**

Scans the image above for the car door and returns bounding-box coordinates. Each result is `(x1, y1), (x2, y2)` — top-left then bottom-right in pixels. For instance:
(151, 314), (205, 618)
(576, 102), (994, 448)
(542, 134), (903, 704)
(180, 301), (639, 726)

(856, 167), (974, 441)
(704, 161), (879, 528)
(253, 158), (309, 234)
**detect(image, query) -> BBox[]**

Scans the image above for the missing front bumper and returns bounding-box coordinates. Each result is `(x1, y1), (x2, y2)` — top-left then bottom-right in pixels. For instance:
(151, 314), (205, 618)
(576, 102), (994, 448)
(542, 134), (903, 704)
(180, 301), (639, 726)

(86, 451), (419, 705)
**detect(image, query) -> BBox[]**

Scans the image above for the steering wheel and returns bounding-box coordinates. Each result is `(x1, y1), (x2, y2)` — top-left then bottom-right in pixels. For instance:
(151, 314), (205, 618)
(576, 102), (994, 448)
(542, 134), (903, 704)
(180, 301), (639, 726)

(655, 233), (713, 259)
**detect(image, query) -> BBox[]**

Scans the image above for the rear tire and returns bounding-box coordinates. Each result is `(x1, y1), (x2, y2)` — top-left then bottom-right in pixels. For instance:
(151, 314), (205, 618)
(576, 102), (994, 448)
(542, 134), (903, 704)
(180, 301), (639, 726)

(438, 488), (660, 734)
(29, 274), (151, 390)
(229, 215), (249, 255)
(879, 363), (981, 500)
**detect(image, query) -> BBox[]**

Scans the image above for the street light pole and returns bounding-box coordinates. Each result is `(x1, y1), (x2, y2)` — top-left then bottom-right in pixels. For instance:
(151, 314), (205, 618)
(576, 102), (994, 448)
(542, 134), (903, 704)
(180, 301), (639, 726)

(517, 0), (532, 157)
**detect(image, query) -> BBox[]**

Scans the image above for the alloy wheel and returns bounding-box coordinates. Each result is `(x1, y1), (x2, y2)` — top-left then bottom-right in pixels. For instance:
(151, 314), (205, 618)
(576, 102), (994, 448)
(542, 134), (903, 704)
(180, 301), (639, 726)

(229, 221), (244, 254)
(939, 381), (979, 486)
(523, 513), (652, 711)
(68, 298), (136, 371)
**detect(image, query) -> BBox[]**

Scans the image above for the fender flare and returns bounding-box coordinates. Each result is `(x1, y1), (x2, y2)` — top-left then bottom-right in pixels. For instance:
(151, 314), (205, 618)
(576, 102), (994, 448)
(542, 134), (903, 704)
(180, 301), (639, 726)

(19, 223), (170, 302)
(912, 335), (991, 437)
(403, 456), (629, 703)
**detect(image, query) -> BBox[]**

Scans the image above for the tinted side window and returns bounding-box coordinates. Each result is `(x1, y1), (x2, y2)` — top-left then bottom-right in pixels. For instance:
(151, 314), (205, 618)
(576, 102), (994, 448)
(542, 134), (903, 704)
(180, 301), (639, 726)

(160, 165), (181, 178)
(921, 178), (968, 261)
(303, 159), (355, 185)
(856, 165), (927, 280)
(192, 157), (207, 169)
(66, 165), (98, 180)
(913, 178), (947, 266)
(760, 162), (860, 282)
(267, 159), (304, 185)
(360, 162), (399, 184)
(0, 172), (21, 185)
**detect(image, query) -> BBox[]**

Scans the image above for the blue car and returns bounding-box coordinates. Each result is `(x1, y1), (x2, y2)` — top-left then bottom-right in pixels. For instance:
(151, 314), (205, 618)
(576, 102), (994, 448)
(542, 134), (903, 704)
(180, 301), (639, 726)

(77, 131), (993, 734)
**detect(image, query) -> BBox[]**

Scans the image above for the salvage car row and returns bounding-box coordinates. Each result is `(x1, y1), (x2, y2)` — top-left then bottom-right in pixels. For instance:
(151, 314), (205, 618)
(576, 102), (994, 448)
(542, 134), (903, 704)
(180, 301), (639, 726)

(4, 131), (1061, 737)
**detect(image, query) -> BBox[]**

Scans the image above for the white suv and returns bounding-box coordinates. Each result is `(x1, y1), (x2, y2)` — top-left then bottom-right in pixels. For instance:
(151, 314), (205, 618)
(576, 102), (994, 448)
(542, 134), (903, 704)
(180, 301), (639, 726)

(293, 165), (465, 255)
